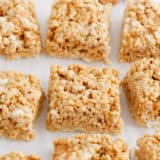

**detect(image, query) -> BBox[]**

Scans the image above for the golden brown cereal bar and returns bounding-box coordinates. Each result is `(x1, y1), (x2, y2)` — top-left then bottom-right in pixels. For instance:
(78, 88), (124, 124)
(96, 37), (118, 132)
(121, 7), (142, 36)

(44, 0), (111, 63)
(122, 58), (160, 126)
(47, 64), (123, 134)
(0, 0), (41, 59)
(119, 0), (160, 62)
(0, 71), (45, 140)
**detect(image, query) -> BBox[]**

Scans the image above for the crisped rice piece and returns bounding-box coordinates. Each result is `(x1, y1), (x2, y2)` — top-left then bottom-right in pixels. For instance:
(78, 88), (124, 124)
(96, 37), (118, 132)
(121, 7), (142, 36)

(53, 134), (130, 160)
(122, 58), (160, 126)
(47, 64), (123, 134)
(100, 0), (119, 5)
(0, 152), (40, 160)
(44, 0), (111, 63)
(0, 71), (45, 140)
(119, 0), (160, 62)
(0, 0), (41, 59)
(135, 133), (160, 160)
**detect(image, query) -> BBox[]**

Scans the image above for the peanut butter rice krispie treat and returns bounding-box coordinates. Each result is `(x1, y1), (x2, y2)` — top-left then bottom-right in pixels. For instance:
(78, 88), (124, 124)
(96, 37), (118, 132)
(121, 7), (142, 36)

(53, 134), (130, 160)
(47, 64), (123, 134)
(0, 0), (41, 59)
(0, 152), (40, 160)
(135, 133), (160, 160)
(122, 58), (160, 126)
(119, 0), (160, 62)
(44, 0), (111, 63)
(0, 71), (45, 140)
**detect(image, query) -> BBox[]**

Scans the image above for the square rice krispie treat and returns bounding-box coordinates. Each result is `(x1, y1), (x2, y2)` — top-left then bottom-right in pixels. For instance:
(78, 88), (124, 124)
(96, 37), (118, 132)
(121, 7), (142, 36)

(0, 152), (40, 160)
(47, 64), (123, 134)
(0, 71), (45, 140)
(122, 58), (160, 126)
(44, 0), (111, 63)
(135, 133), (160, 160)
(53, 134), (130, 160)
(119, 0), (160, 62)
(0, 0), (41, 59)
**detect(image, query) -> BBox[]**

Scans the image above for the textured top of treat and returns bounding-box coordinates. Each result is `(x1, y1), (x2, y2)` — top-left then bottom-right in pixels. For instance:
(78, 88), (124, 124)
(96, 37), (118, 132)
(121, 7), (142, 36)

(49, 0), (111, 41)
(124, 58), (160, 102)
(0, 71), (43, 120)
(49, 64), (119, 107)
(53, 134), (129, 160)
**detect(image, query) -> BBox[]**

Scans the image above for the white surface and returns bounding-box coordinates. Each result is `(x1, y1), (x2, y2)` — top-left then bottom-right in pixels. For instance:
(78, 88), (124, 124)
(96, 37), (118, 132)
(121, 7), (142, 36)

(0, 0), (157, 159)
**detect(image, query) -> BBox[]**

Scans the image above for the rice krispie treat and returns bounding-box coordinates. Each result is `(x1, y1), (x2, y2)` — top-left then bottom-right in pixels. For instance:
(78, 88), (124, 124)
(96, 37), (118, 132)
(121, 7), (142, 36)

(119, 0), (160, 62)
(135, 133), (160, 160)
(0, 152), (40, 160)
(0, 71), (45, 140)
(47, 64), (123, 134)
(53, 134), (130, 160)
(122, 58), (160, 126)
(44, 0), (111, 63)
(0, 0), (41, 59)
